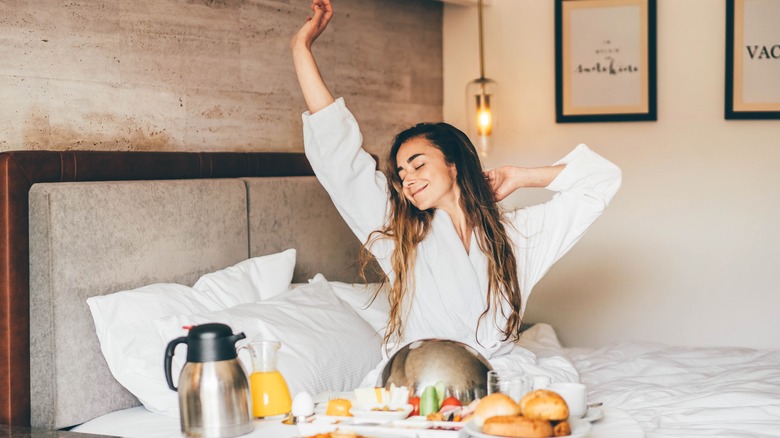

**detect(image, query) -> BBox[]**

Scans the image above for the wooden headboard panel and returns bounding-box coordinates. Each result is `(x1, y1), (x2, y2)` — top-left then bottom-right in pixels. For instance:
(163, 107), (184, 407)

(0, 151), (314, 427)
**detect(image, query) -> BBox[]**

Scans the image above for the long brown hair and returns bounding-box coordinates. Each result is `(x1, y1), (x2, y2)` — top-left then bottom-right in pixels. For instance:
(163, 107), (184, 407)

(362, 122), (522, 348)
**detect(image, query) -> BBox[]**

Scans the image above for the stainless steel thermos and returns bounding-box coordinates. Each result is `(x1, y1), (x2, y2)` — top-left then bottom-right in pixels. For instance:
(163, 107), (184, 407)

(164, 323), (253, 438)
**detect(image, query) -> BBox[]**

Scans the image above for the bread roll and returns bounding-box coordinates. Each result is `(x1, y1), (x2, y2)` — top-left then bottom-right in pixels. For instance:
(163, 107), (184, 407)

(474, 393), (521, 426)
(552, 420), (571, 437)
(519, 390), (569, 421)
(482, 415), (553, 438)
(330, 431), (358, 438)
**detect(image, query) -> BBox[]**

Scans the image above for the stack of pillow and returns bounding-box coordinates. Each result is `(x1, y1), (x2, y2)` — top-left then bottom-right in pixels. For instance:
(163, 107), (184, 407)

(87, 249), (387, 417)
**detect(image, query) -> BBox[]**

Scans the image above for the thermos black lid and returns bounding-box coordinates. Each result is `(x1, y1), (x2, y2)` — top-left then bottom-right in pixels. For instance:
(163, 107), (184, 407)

(185, 323), (246, 363)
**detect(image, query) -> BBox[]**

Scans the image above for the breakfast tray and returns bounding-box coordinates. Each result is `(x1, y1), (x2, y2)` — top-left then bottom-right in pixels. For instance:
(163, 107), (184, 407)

(298, 416), (464, 437)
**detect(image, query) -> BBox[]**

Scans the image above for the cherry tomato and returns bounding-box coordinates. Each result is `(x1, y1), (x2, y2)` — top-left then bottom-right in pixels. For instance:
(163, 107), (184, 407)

(408, 396), (421, 416)
(440, 396), (462, 409)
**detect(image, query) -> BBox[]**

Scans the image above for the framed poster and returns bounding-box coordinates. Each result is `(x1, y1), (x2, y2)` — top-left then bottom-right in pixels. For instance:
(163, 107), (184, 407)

(555, 0), (656, 123)
(726, 0), (780, 119)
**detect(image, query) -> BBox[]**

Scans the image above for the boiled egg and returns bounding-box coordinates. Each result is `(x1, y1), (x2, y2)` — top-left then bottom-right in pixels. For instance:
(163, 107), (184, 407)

(291, 391), (314, 417)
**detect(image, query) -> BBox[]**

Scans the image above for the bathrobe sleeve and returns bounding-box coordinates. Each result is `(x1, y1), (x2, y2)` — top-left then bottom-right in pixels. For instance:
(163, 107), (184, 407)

(507, 144), (622, 299)
(301, 98), (392, 253)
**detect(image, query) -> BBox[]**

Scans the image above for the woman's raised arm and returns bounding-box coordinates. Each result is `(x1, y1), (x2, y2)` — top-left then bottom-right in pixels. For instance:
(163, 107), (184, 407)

(291, 0), (336, 114)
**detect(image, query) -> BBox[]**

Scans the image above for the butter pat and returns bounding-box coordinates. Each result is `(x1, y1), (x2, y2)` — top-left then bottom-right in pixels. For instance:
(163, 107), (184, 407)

(353, 385), (410, 410)
(388, 384), (410, 409)
(354, 387), (378, 409)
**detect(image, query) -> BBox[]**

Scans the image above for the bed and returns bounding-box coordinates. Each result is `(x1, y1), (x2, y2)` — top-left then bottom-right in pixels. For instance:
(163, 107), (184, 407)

(2, 151), (780, 437)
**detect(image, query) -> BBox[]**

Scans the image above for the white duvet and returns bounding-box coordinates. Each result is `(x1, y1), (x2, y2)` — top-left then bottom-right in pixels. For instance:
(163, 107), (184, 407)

(567, 341), (780, 437)
(73, 324), (780, 437)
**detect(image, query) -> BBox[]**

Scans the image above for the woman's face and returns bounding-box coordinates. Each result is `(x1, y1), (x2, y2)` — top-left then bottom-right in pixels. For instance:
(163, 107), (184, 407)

(395, 137), (459, 212)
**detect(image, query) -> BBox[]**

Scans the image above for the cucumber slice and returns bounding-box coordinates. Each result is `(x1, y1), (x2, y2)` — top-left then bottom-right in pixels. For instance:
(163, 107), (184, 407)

(434, 381), (446, 408)
(419, 386), (438, 416)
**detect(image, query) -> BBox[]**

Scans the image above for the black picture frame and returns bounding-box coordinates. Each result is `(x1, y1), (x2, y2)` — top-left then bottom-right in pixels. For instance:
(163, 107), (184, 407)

(725, 0), (780, 120)
(555, 0), (657, 123)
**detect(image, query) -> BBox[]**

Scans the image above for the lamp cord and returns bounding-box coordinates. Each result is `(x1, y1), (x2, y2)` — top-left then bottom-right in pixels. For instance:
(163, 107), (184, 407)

(478, 0), (485, 80)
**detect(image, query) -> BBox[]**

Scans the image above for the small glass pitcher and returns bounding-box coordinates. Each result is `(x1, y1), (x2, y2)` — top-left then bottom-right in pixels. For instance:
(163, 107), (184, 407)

(247, 340), (292, 418)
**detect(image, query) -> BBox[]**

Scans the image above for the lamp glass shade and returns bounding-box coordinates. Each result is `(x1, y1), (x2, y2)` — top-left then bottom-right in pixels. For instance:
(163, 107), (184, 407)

(466, 78), (498, 157)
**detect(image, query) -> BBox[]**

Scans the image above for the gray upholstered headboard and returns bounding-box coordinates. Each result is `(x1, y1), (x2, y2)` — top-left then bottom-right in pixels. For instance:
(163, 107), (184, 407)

(28, 176), (368, 428)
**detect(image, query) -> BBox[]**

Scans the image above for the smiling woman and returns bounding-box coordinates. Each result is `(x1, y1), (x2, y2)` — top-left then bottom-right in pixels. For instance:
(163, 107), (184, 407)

(291, 0), (622, 387)
(376, 120), (520, 343)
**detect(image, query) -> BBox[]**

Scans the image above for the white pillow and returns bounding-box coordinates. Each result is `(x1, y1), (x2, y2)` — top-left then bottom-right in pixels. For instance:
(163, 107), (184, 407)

(309, 273), (390, 336)
(86, 250), (296, 417)
(87, 283), (218, 417)
(192, 248), (296, 307)
(156, 276), (383, 400)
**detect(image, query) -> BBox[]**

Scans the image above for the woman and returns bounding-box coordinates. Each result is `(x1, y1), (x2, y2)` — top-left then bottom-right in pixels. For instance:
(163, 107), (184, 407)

(291, 0), (621, 384)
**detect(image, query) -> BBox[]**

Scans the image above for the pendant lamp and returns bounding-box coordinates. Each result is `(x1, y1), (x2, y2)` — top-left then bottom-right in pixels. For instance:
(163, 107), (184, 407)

(466, 0), (498, 157)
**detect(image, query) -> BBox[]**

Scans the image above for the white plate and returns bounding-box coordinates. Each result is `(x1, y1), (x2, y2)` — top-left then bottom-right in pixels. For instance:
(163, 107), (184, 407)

(296, 415), (353, 437)
(464, 418), (591, 438)
(581, 406), (604, 423)
(351, 404), (414, 422)
(392, 418), (466, 431)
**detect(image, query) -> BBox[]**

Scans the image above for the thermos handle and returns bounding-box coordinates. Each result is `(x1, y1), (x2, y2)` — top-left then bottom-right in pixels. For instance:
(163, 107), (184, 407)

(164, 336), (188, 391)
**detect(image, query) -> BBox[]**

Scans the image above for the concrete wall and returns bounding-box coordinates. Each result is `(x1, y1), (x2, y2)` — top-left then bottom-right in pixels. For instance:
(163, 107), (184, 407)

(444, 0), (780, 349)
(0, 0), (442, 155)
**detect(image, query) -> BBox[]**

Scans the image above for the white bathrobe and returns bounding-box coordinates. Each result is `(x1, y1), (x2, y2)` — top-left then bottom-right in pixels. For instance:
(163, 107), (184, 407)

(302, 98), (622, 385)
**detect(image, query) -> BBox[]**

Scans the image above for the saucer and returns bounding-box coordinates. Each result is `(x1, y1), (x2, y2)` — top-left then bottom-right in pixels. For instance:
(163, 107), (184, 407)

(350, 404), (413, 422)
(581, 406), (604, 423)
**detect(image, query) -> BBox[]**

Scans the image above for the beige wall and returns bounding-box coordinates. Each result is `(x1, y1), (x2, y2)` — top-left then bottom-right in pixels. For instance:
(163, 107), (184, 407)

(7, 0), (777, 349)
(0, 0), (442, 155)
(444, 0), (780, 349)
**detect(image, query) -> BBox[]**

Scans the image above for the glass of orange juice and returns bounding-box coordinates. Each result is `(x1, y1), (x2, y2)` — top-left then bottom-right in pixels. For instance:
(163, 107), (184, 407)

(247, 340), (292, 418)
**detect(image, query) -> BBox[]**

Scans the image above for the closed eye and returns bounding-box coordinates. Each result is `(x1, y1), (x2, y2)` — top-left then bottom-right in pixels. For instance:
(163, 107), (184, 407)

(398, 163), (424, 182)
(396, 154), (427, 181)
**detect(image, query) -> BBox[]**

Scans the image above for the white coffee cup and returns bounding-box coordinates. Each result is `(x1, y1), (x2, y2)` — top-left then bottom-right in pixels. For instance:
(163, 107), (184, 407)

(547, 382), (587, 418)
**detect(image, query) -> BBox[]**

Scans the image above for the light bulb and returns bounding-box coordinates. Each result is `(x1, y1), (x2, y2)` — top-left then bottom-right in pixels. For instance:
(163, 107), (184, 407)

(466, 78), (498, 157)
(476, 98), (493, 136)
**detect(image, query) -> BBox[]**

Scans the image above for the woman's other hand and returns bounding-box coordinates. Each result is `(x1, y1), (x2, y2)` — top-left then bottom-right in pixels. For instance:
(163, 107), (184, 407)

(486, 166), (520, 202)
(291, 0), (334, 51)
(486, 164), (566, 201)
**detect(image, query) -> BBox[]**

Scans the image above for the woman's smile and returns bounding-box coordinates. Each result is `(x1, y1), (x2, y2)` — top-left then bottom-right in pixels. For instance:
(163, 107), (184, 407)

(411, 183), (428, 198)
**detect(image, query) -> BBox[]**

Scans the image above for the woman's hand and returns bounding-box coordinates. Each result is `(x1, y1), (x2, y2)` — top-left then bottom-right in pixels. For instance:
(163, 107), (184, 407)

(485, 166), (521, 202)
(486, 164), (566, 201)
(291, 0), (334, 51)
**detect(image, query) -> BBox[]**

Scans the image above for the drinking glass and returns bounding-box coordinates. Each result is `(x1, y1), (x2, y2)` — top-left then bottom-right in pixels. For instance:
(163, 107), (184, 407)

(486, 370), (532, 403)
(530, 375), (551, 390)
